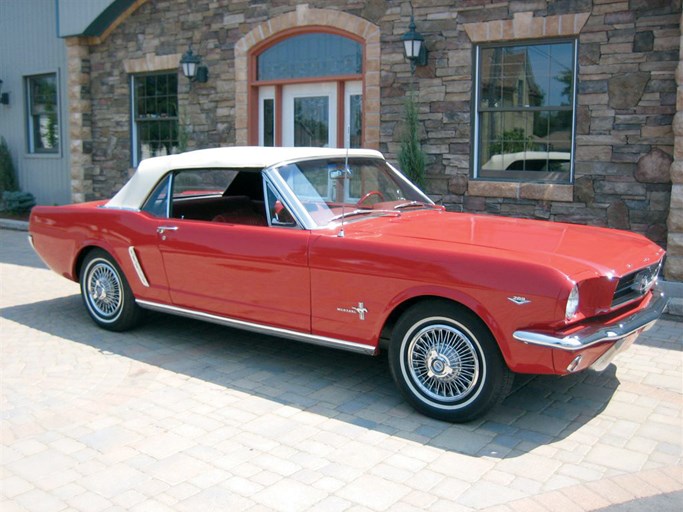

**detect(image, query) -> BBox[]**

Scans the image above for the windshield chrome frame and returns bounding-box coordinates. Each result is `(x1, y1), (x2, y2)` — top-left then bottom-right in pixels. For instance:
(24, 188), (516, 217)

(263, 156), (433, 231)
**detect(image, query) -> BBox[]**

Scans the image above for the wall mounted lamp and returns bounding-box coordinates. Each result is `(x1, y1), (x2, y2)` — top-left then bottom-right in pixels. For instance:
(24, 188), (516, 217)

(0, 80), (9, 105)
(180, 45), (208, 83)
(402, 16), (428, 72)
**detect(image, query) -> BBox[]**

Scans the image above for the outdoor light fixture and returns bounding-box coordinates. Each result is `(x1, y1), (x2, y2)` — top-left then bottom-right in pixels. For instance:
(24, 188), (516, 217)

(180, 45), (208, 83)
(0, 79), (9, 105)
(402, 15), (428, 71)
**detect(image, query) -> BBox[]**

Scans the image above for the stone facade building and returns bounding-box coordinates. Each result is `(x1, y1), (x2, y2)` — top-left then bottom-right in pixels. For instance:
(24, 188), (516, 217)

(2, 0), (682, 281)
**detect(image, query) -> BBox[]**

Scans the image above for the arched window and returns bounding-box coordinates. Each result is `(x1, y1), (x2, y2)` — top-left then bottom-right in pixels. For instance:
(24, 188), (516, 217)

(250, 31), (364, 148)
(258, 33), (362, 80)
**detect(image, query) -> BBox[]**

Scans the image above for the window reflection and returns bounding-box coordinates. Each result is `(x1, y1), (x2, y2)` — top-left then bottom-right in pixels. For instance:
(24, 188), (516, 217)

(477, 41), (575, 183)
(27, 74), (59, 153)
(294, 96), (329, 147)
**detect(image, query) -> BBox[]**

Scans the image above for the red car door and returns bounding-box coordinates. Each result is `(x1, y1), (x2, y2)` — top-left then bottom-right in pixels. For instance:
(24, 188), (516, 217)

(156, 219), (311, 333)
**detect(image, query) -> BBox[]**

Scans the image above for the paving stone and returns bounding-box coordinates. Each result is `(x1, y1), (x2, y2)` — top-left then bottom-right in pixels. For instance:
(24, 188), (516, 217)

(532, 490), (585, 511)
(494, 453), (563, 484)
(253, 479), (327, 512)
(67, 491), (112, 512)
(129, 500), (177, 512)
(176, 486), (254, 512)
(1, 476), (34, 499)
(458, 480), (527, 509)
(13, 488), (68, 512)
(558, 484), (611, 510)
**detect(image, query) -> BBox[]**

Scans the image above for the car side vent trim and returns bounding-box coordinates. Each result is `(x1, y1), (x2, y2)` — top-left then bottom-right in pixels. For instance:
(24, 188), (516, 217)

(128, 247), (150, 288)
(135, 300), (379, 356)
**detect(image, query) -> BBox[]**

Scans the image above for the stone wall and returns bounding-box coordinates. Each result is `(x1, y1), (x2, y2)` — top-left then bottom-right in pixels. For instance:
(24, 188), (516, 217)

(81, 0), (680, 255)
(665, 12), (683, 281)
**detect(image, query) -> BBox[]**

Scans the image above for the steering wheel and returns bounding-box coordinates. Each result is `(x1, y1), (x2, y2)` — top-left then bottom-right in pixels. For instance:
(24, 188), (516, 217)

(356, 190), (385, 208)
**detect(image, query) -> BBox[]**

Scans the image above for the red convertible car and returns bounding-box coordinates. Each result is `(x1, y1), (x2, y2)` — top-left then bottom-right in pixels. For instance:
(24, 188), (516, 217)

(29, 147), (667, 421)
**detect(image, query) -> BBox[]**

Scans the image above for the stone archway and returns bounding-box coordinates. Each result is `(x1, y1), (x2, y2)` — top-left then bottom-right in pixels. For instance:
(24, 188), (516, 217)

(234, 4), (381, 148)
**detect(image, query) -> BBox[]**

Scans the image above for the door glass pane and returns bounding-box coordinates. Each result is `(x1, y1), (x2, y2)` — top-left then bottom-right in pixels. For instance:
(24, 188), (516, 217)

(349, 94), (362, 148)
(263, 98), (275, 147)
(294, 96), (329, 147)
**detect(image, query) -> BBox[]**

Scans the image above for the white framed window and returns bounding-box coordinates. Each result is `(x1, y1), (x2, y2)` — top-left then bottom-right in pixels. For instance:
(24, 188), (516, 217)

(473, 40), (577, 183)
(131, 72), (178, 166)
(26, 73), (60, 154)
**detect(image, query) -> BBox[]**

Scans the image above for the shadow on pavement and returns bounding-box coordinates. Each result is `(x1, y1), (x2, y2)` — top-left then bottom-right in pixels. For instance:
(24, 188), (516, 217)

(1, 293), (622, 460)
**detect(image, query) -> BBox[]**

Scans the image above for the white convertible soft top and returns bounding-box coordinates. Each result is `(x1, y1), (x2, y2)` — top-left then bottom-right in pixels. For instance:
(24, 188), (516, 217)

(105, 146), (384, 210)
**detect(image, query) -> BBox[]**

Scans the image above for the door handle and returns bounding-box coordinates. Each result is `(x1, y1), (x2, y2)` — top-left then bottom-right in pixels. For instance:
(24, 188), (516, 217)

(157, 226), (178, 239)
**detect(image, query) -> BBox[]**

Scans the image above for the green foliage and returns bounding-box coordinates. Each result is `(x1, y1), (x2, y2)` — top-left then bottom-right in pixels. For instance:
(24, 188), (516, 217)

(397, 94), (426, 190)
(2, 191), (36, 214)
(0, 137), (18, 195)
(489, 128), (539, 155)
(177, 105), (189, 152)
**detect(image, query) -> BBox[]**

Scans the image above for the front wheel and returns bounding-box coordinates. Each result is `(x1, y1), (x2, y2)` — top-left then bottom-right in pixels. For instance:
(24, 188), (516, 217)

(388, 301), (512, 422)
(79, 249), (142, 331)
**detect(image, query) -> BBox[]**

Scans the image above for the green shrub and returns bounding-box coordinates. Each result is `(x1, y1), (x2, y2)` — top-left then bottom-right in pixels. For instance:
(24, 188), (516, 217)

(2, 191), (36, 215)
(397, 94), (426, 190)
(0, 137), (18, 195)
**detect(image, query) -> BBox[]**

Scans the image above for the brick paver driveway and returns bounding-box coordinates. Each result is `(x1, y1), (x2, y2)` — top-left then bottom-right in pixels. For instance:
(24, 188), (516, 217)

(1, 228), (681, 511)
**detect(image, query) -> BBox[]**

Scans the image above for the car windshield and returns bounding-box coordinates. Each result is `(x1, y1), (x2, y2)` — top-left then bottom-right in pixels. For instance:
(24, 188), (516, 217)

(273, 157), (433, 228)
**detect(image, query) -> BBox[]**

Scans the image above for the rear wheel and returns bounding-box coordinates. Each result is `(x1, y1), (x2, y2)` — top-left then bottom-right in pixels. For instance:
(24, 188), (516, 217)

(79, 249), (142, 331)
(388, 300), (512, 422)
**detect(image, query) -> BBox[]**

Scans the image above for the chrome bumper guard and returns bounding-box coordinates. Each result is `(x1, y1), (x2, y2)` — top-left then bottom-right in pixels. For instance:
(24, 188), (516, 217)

(513, 291), (668, 351)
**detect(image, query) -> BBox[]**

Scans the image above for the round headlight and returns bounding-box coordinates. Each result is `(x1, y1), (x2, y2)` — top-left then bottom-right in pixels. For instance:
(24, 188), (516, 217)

(565, 284), (580, 321)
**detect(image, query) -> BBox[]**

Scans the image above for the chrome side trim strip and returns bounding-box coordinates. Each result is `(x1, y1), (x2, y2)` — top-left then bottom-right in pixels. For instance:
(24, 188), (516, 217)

(128, 246), (150, 287)
(27, 234), (35, 250)
(135, 299), (379, 356)
(513, 291), (667, 351)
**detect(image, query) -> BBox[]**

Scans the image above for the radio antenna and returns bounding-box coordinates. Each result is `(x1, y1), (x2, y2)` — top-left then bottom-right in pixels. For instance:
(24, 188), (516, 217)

(338, 124), (351, 238)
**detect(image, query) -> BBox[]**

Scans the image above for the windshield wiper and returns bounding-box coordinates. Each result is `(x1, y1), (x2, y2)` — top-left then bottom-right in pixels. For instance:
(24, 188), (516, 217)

(330, 209), (401, 222)
(393, 200), (435, 210)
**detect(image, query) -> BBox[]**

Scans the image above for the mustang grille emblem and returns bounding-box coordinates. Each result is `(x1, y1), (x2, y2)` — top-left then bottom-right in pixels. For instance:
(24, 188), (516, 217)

(337, 302), (368, 320)
(631, 266), (658, 295)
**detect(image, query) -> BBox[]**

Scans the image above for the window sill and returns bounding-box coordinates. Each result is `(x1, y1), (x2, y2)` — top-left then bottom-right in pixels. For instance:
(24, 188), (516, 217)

(468, 180), (573, 202)
(24, 152), (63, 159)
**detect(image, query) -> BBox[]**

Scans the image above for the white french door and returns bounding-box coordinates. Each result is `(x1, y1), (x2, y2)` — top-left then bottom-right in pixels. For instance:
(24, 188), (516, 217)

(259, 81), (362, 148)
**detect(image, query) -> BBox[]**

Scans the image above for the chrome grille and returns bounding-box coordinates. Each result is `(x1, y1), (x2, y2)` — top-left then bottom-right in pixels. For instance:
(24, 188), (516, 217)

(612, 262), (661, 308)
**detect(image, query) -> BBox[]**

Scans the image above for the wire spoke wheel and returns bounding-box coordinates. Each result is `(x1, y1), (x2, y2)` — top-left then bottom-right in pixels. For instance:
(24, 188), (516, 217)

(87, 262), (123, 318)
(389, 301), (513, 422)
(79, 250), (142, 331)
(407, 324), (480, 403)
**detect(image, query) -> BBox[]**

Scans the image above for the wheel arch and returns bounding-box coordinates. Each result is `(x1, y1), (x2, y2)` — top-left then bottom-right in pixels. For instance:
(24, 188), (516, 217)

(378, 291), (508, 364)
(72, 242), (119, 281)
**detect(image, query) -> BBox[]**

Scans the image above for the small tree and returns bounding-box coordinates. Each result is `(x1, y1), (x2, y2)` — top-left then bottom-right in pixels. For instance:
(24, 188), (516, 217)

(0, 136), (18, 195)
(397, 93), (426, 190)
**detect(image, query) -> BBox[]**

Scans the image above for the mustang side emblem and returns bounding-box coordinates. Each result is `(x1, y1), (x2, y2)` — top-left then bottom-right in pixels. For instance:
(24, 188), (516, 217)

(508, 296), (531, 305)
(337, 302), (368, 320)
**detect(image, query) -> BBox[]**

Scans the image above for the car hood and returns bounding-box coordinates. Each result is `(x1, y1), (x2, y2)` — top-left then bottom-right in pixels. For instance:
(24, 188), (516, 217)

(349, 210), (664, 279)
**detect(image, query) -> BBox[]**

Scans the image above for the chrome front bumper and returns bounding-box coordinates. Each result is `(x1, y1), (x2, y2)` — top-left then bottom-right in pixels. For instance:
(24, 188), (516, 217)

(512, 291), (668, 351)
